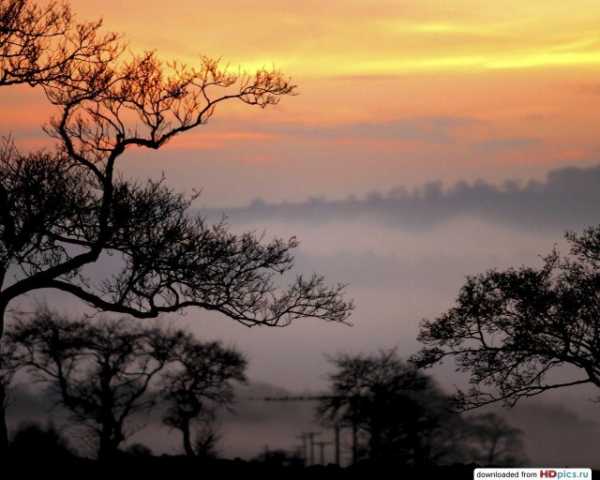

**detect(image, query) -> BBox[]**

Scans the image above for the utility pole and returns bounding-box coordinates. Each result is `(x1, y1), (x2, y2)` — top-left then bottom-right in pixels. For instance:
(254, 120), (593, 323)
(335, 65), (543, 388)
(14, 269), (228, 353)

(296, 433), (308, 464)
(293, 445), (305, 463)
(334, 423), (341, 466)
(305, 431), (320, 465)
(314, 440), (332, 465)
(259, 395), (358, 467)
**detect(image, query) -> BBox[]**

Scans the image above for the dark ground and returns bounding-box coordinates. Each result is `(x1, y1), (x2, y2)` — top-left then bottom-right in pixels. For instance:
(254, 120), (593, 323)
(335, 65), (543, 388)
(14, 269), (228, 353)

(9, 456), (597, 480)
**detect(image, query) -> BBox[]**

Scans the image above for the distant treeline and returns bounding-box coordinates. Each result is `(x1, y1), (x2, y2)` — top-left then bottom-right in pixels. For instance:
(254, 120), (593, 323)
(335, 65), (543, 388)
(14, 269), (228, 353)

(205, 163), (600, 231)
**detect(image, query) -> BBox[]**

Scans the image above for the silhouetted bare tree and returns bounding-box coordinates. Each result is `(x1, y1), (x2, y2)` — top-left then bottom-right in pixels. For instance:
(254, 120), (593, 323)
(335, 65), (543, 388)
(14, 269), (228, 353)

(11, 308), (182, 461)
(0, 0), (353, 455)
(465, 413), (527, 466)
(0, 0), (119, 452)
(0, 0), (119, 86)
(317, 349), (464, 466)
(191, 417), (221, 460)
(414, 225), (600, 409)
(161, 336), (246, 457)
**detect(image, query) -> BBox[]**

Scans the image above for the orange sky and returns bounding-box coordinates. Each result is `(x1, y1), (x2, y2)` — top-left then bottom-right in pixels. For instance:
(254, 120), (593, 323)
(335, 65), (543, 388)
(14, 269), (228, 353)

(3, 0), (600, 204)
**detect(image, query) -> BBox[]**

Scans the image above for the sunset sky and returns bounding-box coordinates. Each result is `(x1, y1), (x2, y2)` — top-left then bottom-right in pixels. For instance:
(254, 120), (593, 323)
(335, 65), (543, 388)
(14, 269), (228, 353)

(3, 0), (600, 204)
(101, 1), (600, 204)
(5, 1), (600, 463)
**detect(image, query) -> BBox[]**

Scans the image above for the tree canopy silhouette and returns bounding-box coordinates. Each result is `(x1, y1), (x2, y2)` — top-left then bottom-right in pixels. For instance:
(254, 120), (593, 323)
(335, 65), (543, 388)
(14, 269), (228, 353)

(160, 336), (247, 458)
(0, 0), (353, 454)
(464, 413), (526, 466)
(11, 309), (184, 460)
(317, 349), (464, 466)
(414, 225), (600, 409)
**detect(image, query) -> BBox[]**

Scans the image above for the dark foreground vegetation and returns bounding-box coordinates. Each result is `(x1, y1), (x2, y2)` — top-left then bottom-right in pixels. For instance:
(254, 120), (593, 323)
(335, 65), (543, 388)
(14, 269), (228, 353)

(6, 456), (477, 480)
(4, 313), (528, 466)
(1, 423), (495, 479)
(7, 428), (598, 479)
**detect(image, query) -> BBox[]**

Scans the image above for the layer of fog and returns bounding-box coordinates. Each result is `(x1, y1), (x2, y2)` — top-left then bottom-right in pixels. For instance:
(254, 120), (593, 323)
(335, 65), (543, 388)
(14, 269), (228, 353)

(8, 381), (600, 467)
(8, 164), (600, 466)
(202, 163), (600, 232)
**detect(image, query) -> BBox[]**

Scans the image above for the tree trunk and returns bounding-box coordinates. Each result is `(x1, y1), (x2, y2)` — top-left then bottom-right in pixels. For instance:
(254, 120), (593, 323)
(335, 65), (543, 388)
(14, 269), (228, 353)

(181, 420), (195, 457)
(351, 421), (358, 465)
(487, 437), (499, 466)
(98, 421), (122, 462)
(98, 433), (122, 463)
(0, 384), (8, 459)
(98, 431), (113, 462)
(369, 417), (383, 461)
(0, 301), (9, 458)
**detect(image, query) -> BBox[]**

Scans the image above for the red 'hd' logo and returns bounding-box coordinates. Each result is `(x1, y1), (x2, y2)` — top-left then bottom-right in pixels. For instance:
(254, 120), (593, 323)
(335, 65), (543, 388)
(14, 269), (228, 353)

(540, 471), (557, 478)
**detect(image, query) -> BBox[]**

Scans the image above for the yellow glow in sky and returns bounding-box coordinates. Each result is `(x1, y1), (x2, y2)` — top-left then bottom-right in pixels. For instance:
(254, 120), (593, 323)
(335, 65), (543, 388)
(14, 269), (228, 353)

(66, 0), (600, 77)
(3, 0), (598, 205)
